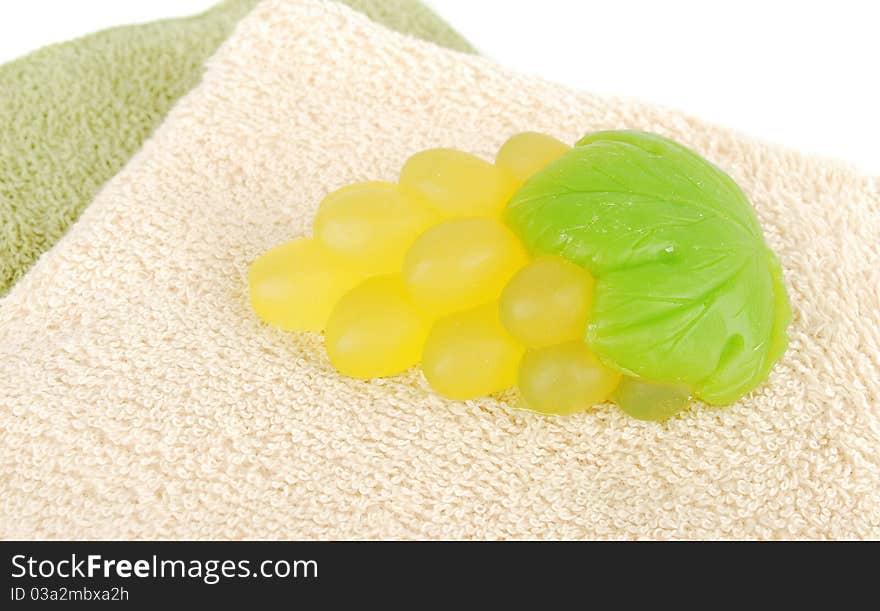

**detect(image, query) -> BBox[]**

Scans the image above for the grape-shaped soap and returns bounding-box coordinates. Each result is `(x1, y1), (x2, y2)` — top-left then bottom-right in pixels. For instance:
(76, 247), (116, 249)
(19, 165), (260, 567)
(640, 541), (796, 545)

(495, 132), (570, 184)
(249, 238), (363, 332)
(314, 182), (438, 275)
(518, 341), (621, 415)
(324, 274), (431, 379)
(402, 217), (527, 317)
(422, 302), (524, 400)
(248, 130), (790, 421)
(399, 148), (518, 218)
(499, 256), (594, 348)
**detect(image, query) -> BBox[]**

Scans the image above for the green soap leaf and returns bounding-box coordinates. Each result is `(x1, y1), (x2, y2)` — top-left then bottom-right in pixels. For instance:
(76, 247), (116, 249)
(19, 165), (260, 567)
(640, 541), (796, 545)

(505, 130), (790, 405)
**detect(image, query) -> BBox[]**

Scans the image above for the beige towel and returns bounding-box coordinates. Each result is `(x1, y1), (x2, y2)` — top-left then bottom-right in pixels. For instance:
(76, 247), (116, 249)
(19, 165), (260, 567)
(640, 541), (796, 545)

(1, 0), (878, 540)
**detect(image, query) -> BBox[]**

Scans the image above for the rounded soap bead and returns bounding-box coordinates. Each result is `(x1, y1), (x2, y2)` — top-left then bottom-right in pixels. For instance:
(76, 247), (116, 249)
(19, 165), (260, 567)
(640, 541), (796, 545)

(248, 238), (362, 332)
(402, 217), (528, 317)
(421, 302), (524, 400)
(518, 341), (621, 415)
(399, 148), (518, 218)
(324, 274), (431, 379)
(499, 255), (594, 348)
(495, 131), (570, 184)
(314, 181), (439, 274)
(613, 378), (691, 421)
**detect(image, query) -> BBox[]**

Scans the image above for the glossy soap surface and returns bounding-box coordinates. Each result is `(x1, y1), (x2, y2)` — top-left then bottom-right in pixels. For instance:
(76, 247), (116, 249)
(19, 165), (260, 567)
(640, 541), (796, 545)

(518, 341), (621, 415)
(324, 274), (431, 379)
(248, 130), (789, 420)
(495, 131), (570, 184)
(422, 302), (524, 400)
(399, 148), (518, 218)
(402, 217), (527, 317)
(499, 256), (594, 348)
(314, 181), (438, 275)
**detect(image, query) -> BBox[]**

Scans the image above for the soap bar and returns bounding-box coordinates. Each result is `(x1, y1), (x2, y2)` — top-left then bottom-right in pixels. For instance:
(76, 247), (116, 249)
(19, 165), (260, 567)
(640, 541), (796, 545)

(248, 130), (790, 420)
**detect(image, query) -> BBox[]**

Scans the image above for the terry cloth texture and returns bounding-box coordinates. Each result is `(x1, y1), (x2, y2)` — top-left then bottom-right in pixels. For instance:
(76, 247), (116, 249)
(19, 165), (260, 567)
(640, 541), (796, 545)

(0, 0), (474, 297)
(1, 0), (878, 540)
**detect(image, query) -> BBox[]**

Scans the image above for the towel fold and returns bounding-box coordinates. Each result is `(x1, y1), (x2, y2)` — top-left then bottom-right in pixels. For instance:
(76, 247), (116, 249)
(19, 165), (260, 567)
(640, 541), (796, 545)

(1, 0), (877, 539)
(0, 0), (473, 296)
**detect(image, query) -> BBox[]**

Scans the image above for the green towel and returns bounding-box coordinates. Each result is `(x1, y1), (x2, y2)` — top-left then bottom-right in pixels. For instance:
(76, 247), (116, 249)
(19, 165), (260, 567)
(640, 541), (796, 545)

(0, 0), (473, 296)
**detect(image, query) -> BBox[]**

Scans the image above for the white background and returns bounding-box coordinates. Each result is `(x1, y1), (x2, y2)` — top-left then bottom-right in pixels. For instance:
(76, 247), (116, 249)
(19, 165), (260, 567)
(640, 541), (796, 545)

(1, 0), (877, 173)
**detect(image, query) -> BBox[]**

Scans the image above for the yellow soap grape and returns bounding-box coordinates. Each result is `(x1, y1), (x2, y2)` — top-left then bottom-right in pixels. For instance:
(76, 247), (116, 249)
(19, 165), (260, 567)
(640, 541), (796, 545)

(421, 302), (525, 400)
(399, 148), (518, 218)
(324, 274), (431, 379)
(495, 132), (570, 184)
(499, 256), (594, 348)
(402, 217), (528, 316)
(518, 341), (621, 415)
(248, 238), (363, 332)
(613, 378), (691, 421)
(313, 181), (439, 275)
